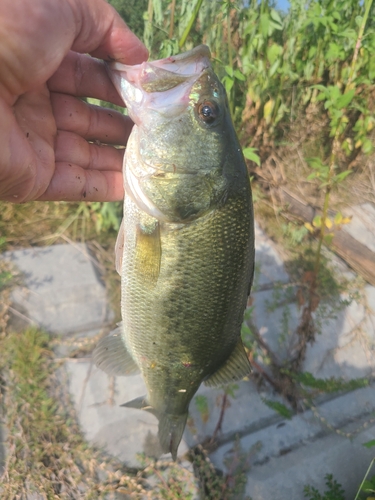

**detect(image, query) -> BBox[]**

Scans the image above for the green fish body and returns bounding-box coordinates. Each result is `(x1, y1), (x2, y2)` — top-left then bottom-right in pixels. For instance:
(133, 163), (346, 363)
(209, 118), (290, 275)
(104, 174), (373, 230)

(93, 46), (254, 459)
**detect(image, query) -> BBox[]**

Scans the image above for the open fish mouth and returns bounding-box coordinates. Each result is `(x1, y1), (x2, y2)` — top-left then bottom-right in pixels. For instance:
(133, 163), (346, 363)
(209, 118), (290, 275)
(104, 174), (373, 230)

(110, 45), (211, 91)
(108, 45), (212, 123)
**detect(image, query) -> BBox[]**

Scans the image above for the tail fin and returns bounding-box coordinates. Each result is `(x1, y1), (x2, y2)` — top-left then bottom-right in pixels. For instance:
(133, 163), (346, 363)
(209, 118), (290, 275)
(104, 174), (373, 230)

(121, 396), (187, 460)
(158, 413), (188, 461)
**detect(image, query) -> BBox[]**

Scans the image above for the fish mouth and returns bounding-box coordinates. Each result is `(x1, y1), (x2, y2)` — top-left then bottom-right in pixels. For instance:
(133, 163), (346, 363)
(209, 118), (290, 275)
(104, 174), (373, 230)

(108, 45), (212, 124)
(110, 45), (211, 91)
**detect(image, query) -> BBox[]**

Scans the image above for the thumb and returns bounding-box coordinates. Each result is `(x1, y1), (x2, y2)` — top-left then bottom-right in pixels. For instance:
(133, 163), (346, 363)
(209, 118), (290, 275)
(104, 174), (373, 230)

(0, 0), (148, 102)
(69, 0), (148, 64)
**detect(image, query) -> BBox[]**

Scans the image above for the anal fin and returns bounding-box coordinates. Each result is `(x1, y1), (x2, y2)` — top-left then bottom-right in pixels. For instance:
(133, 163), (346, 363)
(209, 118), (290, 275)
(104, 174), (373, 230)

(204, 338), (251, 388)
(121, 396), (153, 412)
(93, 324), (140, 376)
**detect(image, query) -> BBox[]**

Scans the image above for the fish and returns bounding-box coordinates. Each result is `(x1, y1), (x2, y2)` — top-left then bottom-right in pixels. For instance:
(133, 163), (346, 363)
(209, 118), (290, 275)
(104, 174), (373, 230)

(93, 45), (255, 460)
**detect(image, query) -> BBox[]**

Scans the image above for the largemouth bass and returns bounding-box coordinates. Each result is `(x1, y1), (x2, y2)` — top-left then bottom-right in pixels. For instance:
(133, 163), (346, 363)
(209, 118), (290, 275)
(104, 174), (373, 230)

(93, 45), (254, 460)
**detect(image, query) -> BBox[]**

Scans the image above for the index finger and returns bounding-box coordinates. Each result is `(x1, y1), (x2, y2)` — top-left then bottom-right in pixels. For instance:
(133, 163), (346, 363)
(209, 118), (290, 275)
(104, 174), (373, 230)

(48, 52), (125, 107)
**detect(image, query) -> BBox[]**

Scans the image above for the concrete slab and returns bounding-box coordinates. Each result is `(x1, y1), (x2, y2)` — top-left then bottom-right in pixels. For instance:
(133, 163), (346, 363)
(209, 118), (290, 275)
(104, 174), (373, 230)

(303, 282), (375, 380)
(252, 220), (375, 381)
(244, 415), (375, 500)
(4, 244), (113, 335)
(210, 385), (375, 469)
(185, 381), (277, 448)
(253, 223), (290, 286)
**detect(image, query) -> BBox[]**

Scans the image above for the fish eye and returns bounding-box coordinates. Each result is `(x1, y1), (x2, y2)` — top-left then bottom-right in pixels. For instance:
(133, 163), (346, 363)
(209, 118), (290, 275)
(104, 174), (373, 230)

(197, 101), (219, 125)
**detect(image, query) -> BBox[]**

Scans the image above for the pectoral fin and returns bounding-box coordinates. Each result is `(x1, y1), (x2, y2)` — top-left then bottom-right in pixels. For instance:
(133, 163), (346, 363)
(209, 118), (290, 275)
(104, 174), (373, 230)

(135, 221), (161, 284)
(204, 339), (251, 388)
(115, 218), (125, 276)
(92, 324), (140, 376)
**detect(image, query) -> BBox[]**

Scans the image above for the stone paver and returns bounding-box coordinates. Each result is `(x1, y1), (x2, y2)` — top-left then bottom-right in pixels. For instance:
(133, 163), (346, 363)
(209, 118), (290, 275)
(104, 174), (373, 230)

(185, 381), (277, 448)
(1, 204), (375, 499)
(5, 244), (113, 335)
(210, 385), (375, 468)
(244, 416), (375, 500)
(304, 285), (375, 380)
(252, 218), (375, 381)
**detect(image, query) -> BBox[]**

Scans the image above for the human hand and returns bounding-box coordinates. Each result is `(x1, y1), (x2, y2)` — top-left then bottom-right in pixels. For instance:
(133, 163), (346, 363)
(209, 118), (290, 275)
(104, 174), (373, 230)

(0, 0), (148, 203)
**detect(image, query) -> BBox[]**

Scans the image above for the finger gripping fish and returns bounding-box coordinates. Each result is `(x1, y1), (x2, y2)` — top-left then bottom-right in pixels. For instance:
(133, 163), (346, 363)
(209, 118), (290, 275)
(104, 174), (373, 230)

(93, 45), (255, 460)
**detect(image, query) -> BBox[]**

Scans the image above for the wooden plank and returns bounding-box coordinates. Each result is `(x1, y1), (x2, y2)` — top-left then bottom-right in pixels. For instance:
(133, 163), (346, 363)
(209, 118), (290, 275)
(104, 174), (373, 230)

(277, 187), (375, 286)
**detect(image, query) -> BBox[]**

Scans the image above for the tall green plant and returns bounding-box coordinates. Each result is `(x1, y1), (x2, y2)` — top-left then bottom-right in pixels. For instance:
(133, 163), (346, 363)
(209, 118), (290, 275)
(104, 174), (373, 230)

(305, 0), (373, 283)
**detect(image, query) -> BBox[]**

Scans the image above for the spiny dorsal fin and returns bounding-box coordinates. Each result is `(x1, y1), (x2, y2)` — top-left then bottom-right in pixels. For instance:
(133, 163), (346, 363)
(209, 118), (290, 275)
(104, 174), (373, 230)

(135, 221), (161, 284)
(204, 338), (251, 388)
(92, 324), (140, 376)
(115, 218), (125, 276)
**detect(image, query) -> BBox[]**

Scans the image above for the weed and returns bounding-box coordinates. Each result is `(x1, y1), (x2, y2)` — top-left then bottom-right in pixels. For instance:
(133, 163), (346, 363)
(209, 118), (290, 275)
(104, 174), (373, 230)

(189, 442), (253, 500)
(304, 474), (346, 500)
(195, 395), (210, 425)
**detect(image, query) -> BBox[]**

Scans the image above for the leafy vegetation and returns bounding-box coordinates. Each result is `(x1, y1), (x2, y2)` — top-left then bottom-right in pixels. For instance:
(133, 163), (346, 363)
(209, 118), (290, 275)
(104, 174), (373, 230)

(304, 457), (375, 500)
(304, 474), (346, 500)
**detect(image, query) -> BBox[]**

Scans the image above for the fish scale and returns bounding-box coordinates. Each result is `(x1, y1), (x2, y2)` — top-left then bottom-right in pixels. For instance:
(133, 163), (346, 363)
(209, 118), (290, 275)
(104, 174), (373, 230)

(93, 45), (255, 459)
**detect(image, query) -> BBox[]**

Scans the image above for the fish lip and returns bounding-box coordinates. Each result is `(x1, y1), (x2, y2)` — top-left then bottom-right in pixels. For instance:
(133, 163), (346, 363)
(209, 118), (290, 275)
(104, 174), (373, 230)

(106, 46), (212, 124)
(108, 45), (211, 92)
(109, 45), (211, 78)
(148, 44), (211, 68)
